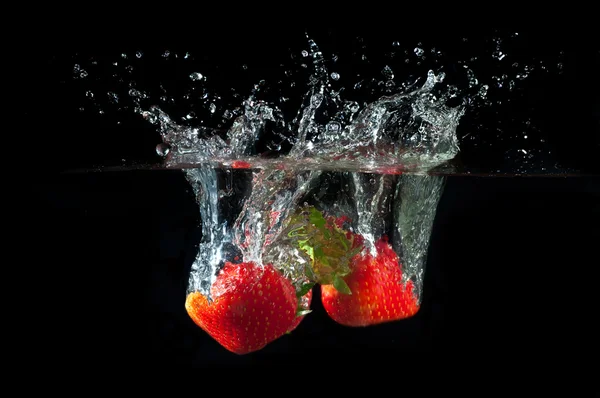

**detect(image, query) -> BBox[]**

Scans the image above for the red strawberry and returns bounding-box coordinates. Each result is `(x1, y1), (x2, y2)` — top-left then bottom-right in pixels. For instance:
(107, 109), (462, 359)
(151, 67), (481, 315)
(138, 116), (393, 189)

(185, 261), (311, 354)
(321, 236), (419, 327)
(231, 160), (251, 169)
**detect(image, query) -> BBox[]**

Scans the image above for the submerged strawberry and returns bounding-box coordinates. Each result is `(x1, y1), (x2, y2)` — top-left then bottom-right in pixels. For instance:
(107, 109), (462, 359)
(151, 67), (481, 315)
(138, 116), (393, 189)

(321, 236), (419, 327)
(185, 261), (311, 355)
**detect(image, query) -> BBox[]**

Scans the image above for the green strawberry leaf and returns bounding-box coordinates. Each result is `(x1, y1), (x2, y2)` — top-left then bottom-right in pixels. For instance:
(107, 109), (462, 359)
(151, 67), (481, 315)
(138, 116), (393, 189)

(308, 207), (327, 229)
(333, 274), (352, 295)
(296, 309), (312, 317)
(284, 205), (363, 286)
(296, 282), (315, 298)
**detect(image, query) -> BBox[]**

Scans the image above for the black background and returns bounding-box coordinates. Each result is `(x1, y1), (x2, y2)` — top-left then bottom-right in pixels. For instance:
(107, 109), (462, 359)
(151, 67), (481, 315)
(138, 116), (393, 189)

(21, 25), (600, 371)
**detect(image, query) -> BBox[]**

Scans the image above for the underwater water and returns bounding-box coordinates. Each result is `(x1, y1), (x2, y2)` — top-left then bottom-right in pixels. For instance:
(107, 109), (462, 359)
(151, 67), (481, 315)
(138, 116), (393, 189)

(25, 26), (599, 368)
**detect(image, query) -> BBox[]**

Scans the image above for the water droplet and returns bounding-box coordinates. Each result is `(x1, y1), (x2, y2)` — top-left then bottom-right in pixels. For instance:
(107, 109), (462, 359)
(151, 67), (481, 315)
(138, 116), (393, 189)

(478, 85), (488, 98)
(381, 65), (394, 80)
(121, 53), (128, 59)
(156, 143), (171, 156)
(242, 64), (248, 70)
(392, 41), (400, 47)
(136, 51), (143, 58)
(190, 72), (203, 81)
(209, 103), (217, 113)
(330, 72), (340, 81)
(107, 92), (119, 103)
(326, 122), (341, 132)
(414, 47), (424, 56)
(369, 178), (376, 184)
(86, 90), (94, 98)
(301, 50), (309, 57)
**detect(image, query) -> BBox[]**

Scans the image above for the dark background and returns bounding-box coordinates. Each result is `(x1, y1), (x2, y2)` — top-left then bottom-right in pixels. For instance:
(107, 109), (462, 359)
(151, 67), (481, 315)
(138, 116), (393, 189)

(22, 26), (599, 370)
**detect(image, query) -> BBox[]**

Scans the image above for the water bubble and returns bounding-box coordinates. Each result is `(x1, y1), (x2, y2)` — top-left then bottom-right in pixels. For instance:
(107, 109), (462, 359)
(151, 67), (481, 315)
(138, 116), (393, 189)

(242, 64), (248, 70)
(190, 72), (203, 81)
(162, 50), (171, 58)
(136, 51), (143, 58)
(209, 103), (217, 113)
(326, 122), (341, 132)
(301, 50), (309, 57)
(86, 90), (94, 98)
(392, 41), (400, 47)
(330, 72), (340, 81)
(414, 47), (424, 56)
(361, 54), (367, 61)
(186, 112), (196, 119)
(156, 143), (171, 156)
(121, 53), (127, 59)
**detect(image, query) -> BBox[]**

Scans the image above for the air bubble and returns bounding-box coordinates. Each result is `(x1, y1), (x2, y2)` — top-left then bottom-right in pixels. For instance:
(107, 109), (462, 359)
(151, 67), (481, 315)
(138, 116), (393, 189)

(330, 72), (340, 81)
(414, 47), (424, 57)
(190, 72), (203, 81)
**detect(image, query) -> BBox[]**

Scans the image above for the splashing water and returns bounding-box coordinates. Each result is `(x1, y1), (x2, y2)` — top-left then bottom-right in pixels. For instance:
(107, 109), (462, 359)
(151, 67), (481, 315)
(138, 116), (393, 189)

(169, 38), (465, 300)
(61, 32), (579, 304)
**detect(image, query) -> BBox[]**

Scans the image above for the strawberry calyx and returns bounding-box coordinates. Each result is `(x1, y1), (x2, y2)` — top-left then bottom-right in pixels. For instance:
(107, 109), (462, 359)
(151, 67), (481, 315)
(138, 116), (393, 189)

(284, 206), (364, 294)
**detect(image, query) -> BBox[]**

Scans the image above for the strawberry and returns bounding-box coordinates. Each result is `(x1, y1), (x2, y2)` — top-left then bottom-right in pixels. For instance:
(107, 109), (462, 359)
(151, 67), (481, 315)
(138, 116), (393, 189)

(320, 236), (419, 327)
(185, 261), (312, 355)
(231, 160), (252, 169)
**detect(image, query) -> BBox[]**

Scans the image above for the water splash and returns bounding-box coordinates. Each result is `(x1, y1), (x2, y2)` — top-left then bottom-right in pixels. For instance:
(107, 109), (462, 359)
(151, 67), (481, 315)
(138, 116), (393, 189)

(146, 38), (465, 297)
(59, 32), (577, 300)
